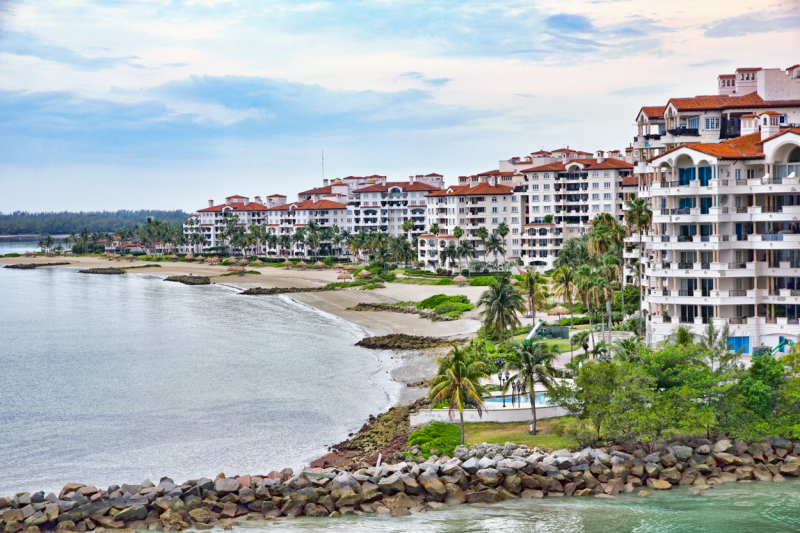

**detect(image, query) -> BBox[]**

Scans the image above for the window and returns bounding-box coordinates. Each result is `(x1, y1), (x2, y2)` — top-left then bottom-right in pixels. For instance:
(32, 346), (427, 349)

(688, 116), (699, 129)
(543, 195), (551, 201)
(491, 207), (498, 213)
(531, 195), (540, 201)
(604, 193), (611, 200)
(532, 174), (539, 179)
(705, 117), (720, 130)
(491, 196), (498, 202)
(532, 206), (540, 212)
(604, 182), (611, 188)
(592, 205), (600, 211)
(747, 169), (755, 179)
(604, 204), (611, 210)
(511, 196), (518, 201)
(728, 336), (750, 354)
(512, 217), (519, 223)
(592, 172), (598, 177)
(604, 171), (610, 177)
(735, 169), (741, 179)
(512, 239), (519, 245)
(492, 217), (498, 223)
(543, 205), (551, 212)
(544, 173), (549, 179)
(592, 193), (600, 200)
(543, 184), (550, 190)
(592, 183), (599, 189)
(780, 114), (786, 124)
(511, 206), (518, 212)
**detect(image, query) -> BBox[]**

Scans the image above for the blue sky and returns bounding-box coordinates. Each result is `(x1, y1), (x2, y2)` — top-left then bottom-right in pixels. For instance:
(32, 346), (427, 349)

(1, 0), (799, 212)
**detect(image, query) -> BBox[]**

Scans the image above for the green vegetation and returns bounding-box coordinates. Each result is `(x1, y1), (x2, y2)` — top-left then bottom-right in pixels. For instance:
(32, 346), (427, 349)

(3, 253), (21, 257)
(432, 278), (454, 285)
(0, 210), (189, 235)
(390, 277), (440, 285)
(548, 325), (800, 446)
(324, 278), (385, 289)
(406, 422), (462, 457)
(468, 276), (497, 286)
(416, 294), (473, 319)
(359, 283), (386, 290)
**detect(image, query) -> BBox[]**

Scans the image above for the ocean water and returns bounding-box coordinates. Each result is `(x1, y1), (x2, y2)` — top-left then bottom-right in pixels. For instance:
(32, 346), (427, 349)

(2, 268), (800, 533)
(0, 267), (396, 496)
(0, 239), (60, 255)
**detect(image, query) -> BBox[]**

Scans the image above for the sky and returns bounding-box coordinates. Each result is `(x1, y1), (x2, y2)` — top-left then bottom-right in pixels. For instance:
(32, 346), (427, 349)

(1, 0), (799, 213)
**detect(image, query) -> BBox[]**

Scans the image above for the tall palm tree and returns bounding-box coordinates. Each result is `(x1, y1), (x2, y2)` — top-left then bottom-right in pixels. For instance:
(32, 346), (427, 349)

(484, 234), (505, 266)
(517, 269), (548, 325)
(496, 222), (509, 264)
(669, 325), (694, 346)
(612, 336), (643, 362)
(477, 276), (525, 342)
(476, 227), (489, 266)
(589, 215), (627, 320)
(428, 223), (440, 237)
(625, 198), (653, 336)
(590, 273), (615, 344)
(504, 340), (559, 434)
(698, 322), (737, 371)
(401, 219), (415, 243)
(429, 345), (491, 444)
(599, 253), (620, 333)
(552, 265), (577, 327)
(457, 241), (475, 273)
(575, 264), (597, 345)
(393, 238), (414, 267)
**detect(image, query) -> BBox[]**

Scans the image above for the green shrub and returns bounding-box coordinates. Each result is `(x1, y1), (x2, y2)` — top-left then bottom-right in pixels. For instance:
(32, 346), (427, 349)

(406, 422), (461, 457)
(434, 302), (473, 316)
(468, 276), (496, 286)
(4, 253), (21, 257)
(359, 283), (386, 290)
(417, 294), (470, 309)
(378, 272), (397, 282)
(558, 316), (591, 326)
(432, 278), (454, 285)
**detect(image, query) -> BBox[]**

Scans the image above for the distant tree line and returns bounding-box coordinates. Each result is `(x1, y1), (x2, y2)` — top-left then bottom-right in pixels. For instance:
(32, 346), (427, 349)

(0, 210), (190, 235)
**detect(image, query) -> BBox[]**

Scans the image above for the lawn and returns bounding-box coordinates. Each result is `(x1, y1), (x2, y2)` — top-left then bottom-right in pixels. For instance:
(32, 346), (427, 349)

(391, 277), (442, 285)
(509, 336), (575, 354)
(464, 420), (577, 451)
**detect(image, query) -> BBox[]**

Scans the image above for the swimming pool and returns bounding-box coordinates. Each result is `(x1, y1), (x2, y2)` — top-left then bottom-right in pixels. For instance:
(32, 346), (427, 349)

(484, 392), (553, 405)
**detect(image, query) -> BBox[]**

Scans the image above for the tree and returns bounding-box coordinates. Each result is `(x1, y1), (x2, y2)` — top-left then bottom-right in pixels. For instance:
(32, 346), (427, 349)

(612, 336), (643, 363)
(668, 325), (694, 346)
(625, 198), (653, 335)
(575, 264), (597, 346)
(698, 322), (738, 372)
(457, 241), (475, 272)
(428, 223), (440, 236)
(552, 265), (577, 327)
(429, 345), (491, 444)
(496, 222), (509, 264)
(571, 330), (591, 353)
(476, 227), (489, 266)
(484, 234), (505, 266)
(402, 219), (415, 242)
(504, 340), (560, 434)
(517, 270), (548, 325)
(452, 226), (463, 246)
(440, 244), (458, 270)
(477, 276), (525, 342)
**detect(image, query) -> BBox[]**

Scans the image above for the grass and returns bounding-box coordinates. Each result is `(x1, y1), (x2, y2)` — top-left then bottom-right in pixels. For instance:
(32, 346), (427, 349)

(407, 421), (461, 457)
(464, 420), (578, 451)
(218, 270), (262, 277)
(390, 277), (440, 285)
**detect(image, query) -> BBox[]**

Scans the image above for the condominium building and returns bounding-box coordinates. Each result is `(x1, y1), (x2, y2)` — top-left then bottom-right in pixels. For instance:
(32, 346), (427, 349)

(628, 64), (800, 353)
(182, 194), (282, 252)
(418, 176), (519, 267)
(298, 174), (444, 237)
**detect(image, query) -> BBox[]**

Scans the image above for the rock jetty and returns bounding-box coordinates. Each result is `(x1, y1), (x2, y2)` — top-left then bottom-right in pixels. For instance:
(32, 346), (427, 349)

(4, 263), (70, 269)
(165, 276), (211, 286)
(240, 287), (340, 296)
(77, 268), (125, 275)
(347, 303), (455, 322)
(2, 436), (798, 526)
(355, 334), (464, 350)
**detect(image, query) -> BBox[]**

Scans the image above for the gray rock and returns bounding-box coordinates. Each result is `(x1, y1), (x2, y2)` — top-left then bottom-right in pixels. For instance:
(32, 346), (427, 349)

(214, 479), (241, 494)
(377, 475), (405, 495)
(418, 463), (440, 473)
(643, 453), (660, 463)
(696, 445), (711, 455)
(713, 440), (733, 454)
(461, 458), (480, 475)
(140, 479), (155, 489)
(673, 446), (693, 460)
(772, 438), (793, 451)
(478, 457), (496, 470)
(475, 469), (503, 487)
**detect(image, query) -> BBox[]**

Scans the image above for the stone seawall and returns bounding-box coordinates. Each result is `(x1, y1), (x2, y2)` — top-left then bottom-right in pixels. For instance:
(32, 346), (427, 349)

(347, 303), (454, 322)
(1, 436), (798, 527)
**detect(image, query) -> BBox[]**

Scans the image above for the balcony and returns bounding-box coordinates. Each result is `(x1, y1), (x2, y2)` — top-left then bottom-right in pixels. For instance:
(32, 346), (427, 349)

(667, 128), (699, 137)
(728, 262), (748, 269)
(728, 290), (747, 297)
(677, 263), (694, 269)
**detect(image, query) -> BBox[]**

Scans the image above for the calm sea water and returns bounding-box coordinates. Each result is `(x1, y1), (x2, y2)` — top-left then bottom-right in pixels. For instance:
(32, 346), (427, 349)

(0, 239), (61, 255)
(0, 267), (396, 496)
(2, 268), (800, 532)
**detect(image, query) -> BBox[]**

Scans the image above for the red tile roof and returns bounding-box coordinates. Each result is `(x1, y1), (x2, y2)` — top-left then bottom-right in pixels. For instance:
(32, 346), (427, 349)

(718, 74), (735, 78)
(668, 92), (800, 112)
(353, 181), (442, 193)
(297, 185), (332, 196)
(530, 150), (551, 155)
(521, 158), (634, 172)
(756, 127), (800, 145)
(639, 106), (666, 120)
(266, 199), (347, 211)
(198, 201), (270, 213)
(621, 176), (639, 186)
(426, 182), (514, 197)
(266, 194), (286, 198)
(225, 195), (248, 199)
(649, 132), (765, 162)
(424, 173), (443, 177)
(736, 67), (762, 71)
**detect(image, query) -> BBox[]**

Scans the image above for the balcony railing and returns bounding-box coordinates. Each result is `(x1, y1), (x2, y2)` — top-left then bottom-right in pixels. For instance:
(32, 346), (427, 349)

(762, 234), (784, 241)
(678, 263), (694, 269)
(661, 235), (670, 242)
(728, 262), (747, 269)
(701, 263), (710, 269)
(678, 290), (695, 296)
(761, 177), (783, 185)
(668, 128), (699, 136)
(729, 318), (747, 324)
(729, 290), (747, 296)
(677, 236), (693, 242)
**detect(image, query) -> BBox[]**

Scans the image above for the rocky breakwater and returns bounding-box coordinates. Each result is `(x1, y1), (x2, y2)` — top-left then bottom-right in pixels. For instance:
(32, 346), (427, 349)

(347, 303), (455, 322)
(165, 276), (210, 286)
(4, 263), (71, 269)
(355, 334), (465, 350)
(77, 268), (125, 275)
(2, 436), (799, 528)
(240, 287), (340, 296)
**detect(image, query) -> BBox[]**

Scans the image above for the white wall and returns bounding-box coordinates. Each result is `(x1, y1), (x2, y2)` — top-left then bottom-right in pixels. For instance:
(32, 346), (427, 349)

(410, 405), (569, 425)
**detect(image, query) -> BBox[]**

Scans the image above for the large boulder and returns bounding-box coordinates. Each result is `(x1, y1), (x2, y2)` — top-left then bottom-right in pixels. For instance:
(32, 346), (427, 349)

(444, 485), (466, 505)
(377, 475), (405, 495)
(213, 479), (240, 495)
(418, 471), (446, 501)
(673, 446), (693, 460)
(461, 458), (480, 475)
(646, 479), (672, 490)
(475, 469), (503, 487)
(779, 461), (800, 477)
(713, 440), (733, 454)
(772, 438), (793, 451)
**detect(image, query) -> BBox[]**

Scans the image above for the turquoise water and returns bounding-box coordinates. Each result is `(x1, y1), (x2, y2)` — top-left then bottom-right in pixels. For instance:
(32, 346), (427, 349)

(0, 267), (395, 496)
(250, 481), (800, 533)
(484, 393), (551, 405)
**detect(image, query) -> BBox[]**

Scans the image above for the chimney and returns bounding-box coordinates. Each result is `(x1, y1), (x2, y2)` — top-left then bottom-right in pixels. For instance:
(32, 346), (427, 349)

(208, 199), (214, 207)
(741, 115), (758, 136)
(409, 175), (414, 183)
(760, 112), (781, 141)
(596, 151), (604, 164)
(254, 196), (262, 204)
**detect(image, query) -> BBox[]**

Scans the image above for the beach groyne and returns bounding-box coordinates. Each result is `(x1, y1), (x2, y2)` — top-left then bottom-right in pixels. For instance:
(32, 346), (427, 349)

(4, 263), (70, 269)
(165, 276), (210, 286)
(355, 334), (464, 350)
(347, 303), (455, 322)
(77, 268), (125, 275)
(1, 436), (798, 527)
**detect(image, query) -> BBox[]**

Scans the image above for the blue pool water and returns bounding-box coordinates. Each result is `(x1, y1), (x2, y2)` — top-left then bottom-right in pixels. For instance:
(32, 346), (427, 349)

(484, 393), (551, 405)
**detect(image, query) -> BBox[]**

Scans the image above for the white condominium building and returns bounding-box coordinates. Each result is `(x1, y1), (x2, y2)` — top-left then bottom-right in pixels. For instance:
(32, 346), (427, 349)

(517, 151), (634, 269)
(297, 174), (444, 237)
(642, 117), (800, 354)
(418, 176), (519, 267)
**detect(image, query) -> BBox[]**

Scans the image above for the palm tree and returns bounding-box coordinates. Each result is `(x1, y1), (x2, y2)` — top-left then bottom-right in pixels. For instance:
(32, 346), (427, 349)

(517, 269), (548, 325)
(555, 235), (589, 269)
(625, 198), (653, 336)
(477, 276), (525, 342)
(484, 234), (505, 266)
(401, 219), (415, 243)
(429, 345), (491, 444)
(440, 244), (458, 271)
(589, 273), (615, 345)
(612, 336), (643, 362)
(589, 215), (627, 320)
(504, 340), (559, 434)
(393, 238), (414, 267)
(552, 265), (577, 327)
(668, 325), (694, 346)
(476, 227), (489, 266)
(457, 241), (475, 273)
(598, 253), (620, 333)
(496, 222), (510, 264)
(428, 223), (440, 237)
(570, 330), (591, 360)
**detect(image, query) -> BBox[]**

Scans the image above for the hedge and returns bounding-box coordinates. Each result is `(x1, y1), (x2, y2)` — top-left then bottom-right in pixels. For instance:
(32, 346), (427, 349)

(417, 294), (470, 309)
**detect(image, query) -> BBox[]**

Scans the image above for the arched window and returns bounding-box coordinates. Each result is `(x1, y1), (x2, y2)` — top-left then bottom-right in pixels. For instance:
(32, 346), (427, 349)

(788, 146), (800, 163)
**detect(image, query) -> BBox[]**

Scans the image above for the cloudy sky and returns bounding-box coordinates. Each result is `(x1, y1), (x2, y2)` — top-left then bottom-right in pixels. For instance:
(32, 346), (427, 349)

(1, 0), (799, 212)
